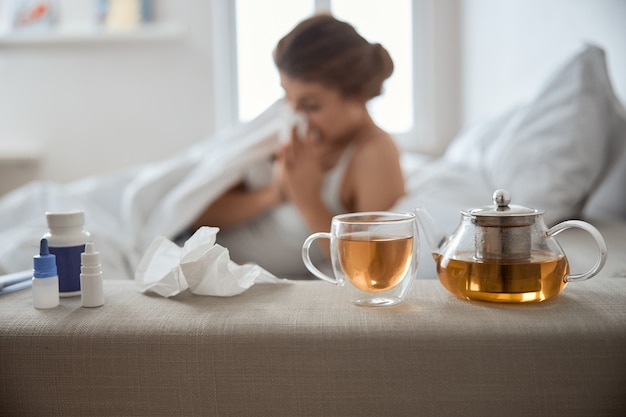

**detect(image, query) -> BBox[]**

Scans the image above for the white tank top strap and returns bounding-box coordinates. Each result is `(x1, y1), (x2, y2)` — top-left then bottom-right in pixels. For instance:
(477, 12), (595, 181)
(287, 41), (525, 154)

(321, 144), (355, 215)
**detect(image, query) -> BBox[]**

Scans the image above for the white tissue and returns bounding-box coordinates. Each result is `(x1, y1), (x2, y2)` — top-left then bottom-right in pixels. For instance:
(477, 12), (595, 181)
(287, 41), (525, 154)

(135, 226), (281, 298)
(245, 105), (309, 190)
(293, 111), (308, 139)
(280, 105), (308, 141)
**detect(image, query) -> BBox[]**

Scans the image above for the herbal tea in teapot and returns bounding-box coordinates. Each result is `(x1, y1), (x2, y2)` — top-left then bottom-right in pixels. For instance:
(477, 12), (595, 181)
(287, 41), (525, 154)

(417, 190), (607, 303)
(434, 252), (569, 303)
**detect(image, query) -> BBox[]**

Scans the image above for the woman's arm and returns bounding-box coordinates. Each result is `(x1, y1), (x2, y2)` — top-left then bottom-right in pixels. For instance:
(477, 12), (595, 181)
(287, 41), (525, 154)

(192, 180), (284, 231)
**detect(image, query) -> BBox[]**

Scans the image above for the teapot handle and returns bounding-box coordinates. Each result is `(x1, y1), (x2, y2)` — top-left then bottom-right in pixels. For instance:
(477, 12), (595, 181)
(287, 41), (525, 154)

(546, 220), (608, 282)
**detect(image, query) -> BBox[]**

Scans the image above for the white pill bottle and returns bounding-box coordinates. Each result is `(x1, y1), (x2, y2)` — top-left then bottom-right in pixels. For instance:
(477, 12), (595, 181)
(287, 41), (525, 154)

(43, 211), (91, 297)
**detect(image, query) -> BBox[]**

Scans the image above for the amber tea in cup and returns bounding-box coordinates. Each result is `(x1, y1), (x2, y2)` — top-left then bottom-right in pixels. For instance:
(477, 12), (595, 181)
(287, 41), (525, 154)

(339, 233), (413, 292)
(302, 212), (419, 306)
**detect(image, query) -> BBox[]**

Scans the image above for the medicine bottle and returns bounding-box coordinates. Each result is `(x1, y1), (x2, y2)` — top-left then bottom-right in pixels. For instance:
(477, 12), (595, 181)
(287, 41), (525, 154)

(44, 211), (91, 297)
(32, 238), (59, 309)
(80, 242), (104, 308)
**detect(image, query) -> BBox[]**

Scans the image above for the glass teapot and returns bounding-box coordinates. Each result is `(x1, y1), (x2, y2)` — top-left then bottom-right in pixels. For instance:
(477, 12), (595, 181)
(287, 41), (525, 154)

(415, 190), (608, 303)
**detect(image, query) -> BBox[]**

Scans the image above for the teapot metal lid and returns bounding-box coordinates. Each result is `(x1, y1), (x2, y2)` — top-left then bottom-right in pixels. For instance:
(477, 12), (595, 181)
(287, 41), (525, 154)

(462, 190), (543, 227)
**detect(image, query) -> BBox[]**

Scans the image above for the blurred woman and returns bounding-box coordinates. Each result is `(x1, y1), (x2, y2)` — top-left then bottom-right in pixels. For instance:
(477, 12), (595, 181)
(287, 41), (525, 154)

(192, 13), (404, 278)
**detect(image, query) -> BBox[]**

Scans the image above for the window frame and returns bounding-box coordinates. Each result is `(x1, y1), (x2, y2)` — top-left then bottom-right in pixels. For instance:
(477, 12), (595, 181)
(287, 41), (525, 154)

(209, 0), (458, 155)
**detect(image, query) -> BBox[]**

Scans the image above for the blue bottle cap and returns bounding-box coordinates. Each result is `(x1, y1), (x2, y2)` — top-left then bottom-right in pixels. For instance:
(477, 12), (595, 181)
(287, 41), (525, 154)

(33, 238), (57, 279)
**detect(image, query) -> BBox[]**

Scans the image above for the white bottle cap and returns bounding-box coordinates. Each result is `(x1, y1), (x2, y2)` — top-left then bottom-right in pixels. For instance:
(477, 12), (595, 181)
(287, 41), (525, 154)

(81, 242), (101, 275)
(81, 242), (99, 264)
(46, 210), (85, 228)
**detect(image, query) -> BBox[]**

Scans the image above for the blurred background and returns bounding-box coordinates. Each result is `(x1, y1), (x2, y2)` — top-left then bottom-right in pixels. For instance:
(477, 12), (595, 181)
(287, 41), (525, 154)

(0, 0), (624, 196)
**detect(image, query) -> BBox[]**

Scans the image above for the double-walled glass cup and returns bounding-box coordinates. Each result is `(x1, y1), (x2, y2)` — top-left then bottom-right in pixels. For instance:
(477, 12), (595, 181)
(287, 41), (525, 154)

(302, 212), (419, 307)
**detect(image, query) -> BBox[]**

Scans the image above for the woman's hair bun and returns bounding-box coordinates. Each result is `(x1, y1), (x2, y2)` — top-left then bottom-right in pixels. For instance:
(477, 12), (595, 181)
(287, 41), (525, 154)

(274, 14), (394, 100)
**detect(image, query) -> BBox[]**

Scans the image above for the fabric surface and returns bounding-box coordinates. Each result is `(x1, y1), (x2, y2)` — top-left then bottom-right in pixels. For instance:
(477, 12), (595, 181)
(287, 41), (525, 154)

(1, 279), (625, 417)
(1, 221), (625, 417)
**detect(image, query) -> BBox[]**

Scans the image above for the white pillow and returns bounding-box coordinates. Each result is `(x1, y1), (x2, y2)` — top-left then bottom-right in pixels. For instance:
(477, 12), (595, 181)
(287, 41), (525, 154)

(444, 104), (520, 171)
(583, 96), (626, 221)
(483, 44), (615, 225)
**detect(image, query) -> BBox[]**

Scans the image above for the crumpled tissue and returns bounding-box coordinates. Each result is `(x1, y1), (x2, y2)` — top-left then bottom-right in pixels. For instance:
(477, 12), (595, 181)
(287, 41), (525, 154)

(135, 226), (282, 297)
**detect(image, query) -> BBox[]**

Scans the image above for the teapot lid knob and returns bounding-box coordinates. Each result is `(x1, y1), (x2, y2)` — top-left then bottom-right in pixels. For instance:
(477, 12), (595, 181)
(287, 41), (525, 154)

(464, 189), (541, 225)
(493, 189), (511, 209)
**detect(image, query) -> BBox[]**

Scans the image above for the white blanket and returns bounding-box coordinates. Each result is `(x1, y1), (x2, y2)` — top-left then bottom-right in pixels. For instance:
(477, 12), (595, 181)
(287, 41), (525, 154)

(0, 100), (289, 279)
(0, 97), (481, 281)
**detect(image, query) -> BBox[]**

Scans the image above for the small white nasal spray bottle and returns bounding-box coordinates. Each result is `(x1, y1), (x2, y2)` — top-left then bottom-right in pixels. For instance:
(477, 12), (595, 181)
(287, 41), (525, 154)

(80, 242), (104, 308)
(32, 238), (60, 309)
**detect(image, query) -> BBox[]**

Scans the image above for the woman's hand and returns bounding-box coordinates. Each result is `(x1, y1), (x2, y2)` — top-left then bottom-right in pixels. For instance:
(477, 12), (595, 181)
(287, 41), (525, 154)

(276, 126), (326, 212)
(275, 126), (334, 258)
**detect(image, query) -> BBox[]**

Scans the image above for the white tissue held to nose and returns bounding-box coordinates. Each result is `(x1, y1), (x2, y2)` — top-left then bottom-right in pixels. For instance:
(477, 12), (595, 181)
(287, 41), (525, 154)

(280, 104), (309, 142)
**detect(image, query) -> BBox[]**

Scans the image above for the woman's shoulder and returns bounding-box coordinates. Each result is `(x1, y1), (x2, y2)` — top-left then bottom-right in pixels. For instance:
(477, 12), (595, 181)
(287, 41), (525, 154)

(352, 126), (400, 164)
(342, 125), (404, 212)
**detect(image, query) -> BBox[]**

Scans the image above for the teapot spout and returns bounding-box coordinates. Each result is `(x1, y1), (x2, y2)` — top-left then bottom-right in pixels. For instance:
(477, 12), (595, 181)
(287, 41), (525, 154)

(414, 208), (447, 254)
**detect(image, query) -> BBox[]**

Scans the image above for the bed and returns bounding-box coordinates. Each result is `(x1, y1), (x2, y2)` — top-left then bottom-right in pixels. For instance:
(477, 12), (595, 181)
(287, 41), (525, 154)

(0, 44), (625, 416)
(1, 44), (624, 281)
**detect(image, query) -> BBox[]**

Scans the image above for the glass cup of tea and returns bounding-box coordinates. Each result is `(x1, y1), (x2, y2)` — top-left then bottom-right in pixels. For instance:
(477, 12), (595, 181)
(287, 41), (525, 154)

(302, 211), (419, 307)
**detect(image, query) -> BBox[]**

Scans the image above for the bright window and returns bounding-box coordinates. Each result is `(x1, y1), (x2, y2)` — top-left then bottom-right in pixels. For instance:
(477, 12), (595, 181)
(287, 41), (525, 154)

(235, 0), (413, 136)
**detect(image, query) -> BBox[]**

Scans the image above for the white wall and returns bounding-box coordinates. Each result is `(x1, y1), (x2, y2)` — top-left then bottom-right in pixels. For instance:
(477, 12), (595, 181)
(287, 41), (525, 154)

(0, 1), (216, 186)
(1, 0), (624, 192)
(460, 0), (626, 126)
